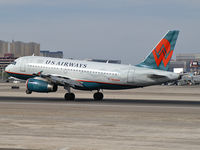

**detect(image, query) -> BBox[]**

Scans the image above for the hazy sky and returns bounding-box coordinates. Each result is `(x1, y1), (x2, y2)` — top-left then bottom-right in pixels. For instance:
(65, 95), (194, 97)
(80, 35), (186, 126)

(0, 0), (200, 64)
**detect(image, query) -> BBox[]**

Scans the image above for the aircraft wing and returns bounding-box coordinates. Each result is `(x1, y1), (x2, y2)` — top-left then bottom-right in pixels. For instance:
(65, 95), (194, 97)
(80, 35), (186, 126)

(33, 72), (83, 87)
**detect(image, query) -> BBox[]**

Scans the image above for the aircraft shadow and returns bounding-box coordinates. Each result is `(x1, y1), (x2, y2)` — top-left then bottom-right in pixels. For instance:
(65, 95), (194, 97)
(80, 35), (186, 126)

(0, 96), (200, 106)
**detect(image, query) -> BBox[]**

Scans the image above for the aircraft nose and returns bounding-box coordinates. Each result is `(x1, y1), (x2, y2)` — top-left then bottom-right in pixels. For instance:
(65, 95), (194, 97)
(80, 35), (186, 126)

(5, 64), (10, 72)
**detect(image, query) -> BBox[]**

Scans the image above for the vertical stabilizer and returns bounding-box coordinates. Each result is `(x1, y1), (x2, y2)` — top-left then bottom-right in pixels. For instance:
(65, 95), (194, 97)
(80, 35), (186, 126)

(137, 30), (179, 71)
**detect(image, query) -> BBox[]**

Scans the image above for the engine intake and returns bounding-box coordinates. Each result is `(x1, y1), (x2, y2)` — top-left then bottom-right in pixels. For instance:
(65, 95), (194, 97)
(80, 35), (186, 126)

(26, 77), (57, 93)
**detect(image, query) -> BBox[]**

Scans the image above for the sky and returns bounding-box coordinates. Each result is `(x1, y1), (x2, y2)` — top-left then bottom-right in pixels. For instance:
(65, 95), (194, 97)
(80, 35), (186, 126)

(0, 0), (200, 64)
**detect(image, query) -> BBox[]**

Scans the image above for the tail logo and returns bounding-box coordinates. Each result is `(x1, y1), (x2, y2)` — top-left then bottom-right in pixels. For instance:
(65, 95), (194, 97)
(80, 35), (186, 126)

(152, 38), (173, 67)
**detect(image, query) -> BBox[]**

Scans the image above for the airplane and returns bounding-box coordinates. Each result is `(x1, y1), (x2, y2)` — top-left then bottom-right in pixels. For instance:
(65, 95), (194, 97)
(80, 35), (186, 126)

(5, 30), (180, 101)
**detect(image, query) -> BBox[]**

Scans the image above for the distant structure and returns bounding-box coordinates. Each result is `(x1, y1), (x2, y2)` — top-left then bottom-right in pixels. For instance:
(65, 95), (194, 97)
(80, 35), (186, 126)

(0, 40), (40, 58)
(0, 53), (16, 70)
(0, 40), (9, 57)
(40, 50), (63, 58)
(0, 40), (40, 76)
(10, 40), (40, 57)
(169, 53), (200, 73)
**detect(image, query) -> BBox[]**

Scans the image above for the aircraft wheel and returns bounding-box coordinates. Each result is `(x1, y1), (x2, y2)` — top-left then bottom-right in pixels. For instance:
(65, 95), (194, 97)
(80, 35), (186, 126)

(70, 93), (75, 100)
(65, 93), (75, 101)
(93, 92), (104, 100)
(26, 89), (32, 94)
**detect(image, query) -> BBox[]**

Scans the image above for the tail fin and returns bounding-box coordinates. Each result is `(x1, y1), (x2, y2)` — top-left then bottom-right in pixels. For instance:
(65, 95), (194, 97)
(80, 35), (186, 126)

(137, 30), (179, 71)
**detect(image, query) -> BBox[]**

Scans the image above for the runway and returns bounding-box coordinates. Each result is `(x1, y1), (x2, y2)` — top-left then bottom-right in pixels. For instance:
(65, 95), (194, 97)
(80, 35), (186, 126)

(1, 96), (200, 107)
(0, 84), (200, 150)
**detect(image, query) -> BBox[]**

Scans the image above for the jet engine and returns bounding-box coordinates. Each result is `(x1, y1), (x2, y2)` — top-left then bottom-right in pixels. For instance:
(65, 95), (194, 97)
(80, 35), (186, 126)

(26, 77), (57, 93)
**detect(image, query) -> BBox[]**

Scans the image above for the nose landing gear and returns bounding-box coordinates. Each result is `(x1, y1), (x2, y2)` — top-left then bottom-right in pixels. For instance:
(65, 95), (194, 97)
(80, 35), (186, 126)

(26, 89), (32, 94)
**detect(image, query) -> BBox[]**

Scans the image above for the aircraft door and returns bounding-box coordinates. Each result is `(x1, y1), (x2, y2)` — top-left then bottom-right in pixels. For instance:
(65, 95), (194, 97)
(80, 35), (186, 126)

(127, 69), (135, 83)
(20, 59), (26, 72)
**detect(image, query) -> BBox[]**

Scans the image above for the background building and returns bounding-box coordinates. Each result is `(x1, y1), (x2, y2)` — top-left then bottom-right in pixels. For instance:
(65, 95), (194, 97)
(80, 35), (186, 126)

(0, 40), (40, 76)
(0, 40), (9, 57)
(0, 53), (17, 80)
(40, 50), (63, 58)
(10, 40), (40, 57)
(0, 53), (16, 70)
(169, 53), (200, 73)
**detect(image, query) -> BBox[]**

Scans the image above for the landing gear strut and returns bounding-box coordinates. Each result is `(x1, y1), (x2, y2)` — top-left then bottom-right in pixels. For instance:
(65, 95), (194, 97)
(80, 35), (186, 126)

(64, 85), (75, 101)
(93, 92), (104, 100)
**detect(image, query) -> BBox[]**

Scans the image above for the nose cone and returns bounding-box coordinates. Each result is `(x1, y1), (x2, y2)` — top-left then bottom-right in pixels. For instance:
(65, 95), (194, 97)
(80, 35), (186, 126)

(5, 65), (10, 72)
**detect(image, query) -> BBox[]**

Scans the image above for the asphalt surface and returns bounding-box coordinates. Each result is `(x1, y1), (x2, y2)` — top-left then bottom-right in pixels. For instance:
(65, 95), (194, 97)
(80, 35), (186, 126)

(0, 84), (200, 150)
(1, 96), (200, 107)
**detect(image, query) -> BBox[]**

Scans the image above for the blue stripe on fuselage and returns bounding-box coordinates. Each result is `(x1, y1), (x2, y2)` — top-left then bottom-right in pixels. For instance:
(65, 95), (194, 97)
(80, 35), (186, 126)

(75, 81), (138, 90)
(6, 72), (34, 80)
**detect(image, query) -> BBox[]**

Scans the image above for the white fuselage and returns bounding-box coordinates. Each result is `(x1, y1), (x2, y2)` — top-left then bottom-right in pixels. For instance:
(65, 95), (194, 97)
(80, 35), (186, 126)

(5, 56), (179, 90)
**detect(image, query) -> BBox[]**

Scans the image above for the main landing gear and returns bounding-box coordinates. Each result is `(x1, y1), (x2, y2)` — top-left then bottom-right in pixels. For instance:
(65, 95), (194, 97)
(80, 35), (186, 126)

(64, 86), (104, 101)
(64, 91), (104, 101)
(64, 86), (75, 101)
(93, 92), (104, 100)
(64, 93), (75, 100)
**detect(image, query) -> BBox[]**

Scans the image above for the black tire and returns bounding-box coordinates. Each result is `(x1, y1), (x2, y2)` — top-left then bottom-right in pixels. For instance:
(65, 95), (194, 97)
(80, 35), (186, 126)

(93, 92), (104, 100)
(65, 93), (75, 101)
(26, 89), (32, 94)
(65, 93), (70, 100)
(69, 93), (75, 100)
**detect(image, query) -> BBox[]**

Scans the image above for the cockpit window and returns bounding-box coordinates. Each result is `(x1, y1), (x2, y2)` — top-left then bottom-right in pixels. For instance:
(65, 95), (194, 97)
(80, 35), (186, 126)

(11, 61), (17, 65)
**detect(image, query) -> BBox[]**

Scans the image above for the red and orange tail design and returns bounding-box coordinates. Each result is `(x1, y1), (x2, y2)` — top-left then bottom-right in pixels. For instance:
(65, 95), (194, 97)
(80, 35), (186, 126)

(137, 30), (179, 71)
(152, 38), (173, 67)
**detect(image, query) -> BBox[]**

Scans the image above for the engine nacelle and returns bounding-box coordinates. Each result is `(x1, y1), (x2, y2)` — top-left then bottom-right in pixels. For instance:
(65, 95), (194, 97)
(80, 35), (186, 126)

(26, 77), (57, 93)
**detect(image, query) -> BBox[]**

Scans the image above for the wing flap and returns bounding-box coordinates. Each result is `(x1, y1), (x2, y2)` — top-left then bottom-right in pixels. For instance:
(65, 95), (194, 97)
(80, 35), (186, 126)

(33, 72), (83, 87)
(50, 76), (83, 87)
